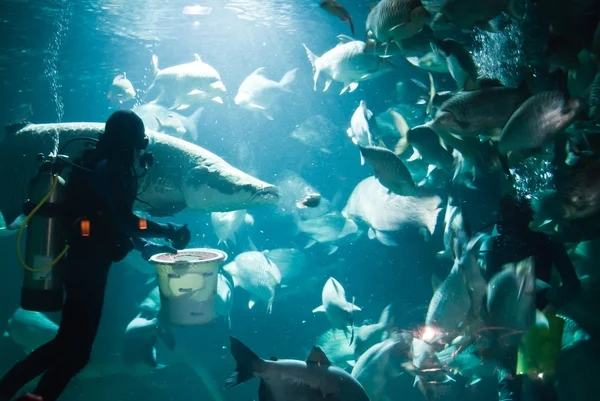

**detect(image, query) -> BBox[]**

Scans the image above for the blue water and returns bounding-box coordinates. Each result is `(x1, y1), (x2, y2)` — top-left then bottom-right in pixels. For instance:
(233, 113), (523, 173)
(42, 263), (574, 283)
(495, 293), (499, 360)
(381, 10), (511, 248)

(0, 1), (592, 401)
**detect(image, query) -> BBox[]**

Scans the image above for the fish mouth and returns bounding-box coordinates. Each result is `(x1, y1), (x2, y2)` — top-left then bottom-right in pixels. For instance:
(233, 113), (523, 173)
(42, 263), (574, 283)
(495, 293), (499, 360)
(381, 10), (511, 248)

(248, 186), (280, 204)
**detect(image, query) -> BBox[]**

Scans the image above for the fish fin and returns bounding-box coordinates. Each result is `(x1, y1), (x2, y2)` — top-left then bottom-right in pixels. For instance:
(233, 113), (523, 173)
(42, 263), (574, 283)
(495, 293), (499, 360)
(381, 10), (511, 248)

(408, 148), (421, 162)
(368, 227), (376, 240)
(212, 96), (224, 104)
(379, 304), (393, 327)
(535, 310), (550, 329)
(323, 79), (333, 92)
(262, 110), (275, 121)
(305, 346), (332, 367)
(340, 85), (349, 95)
(305, 239), (317, 249)
(469, 377), (482, 386)
(226, 337), (261, 388)
(250, 67), (266, 76)
(347, 360), (356, 367)
(0, 213), (26, 236)
(360, 151), (365, 166)
(247, 103), (266, 110)
(154, 116), (165, 131)
(258, 380), (276, 401)
(175, 104), (190, 111)
(312, 305), (326, 313)
(151, 54), (160, 75)
(387, 23), (407, 38)
(337, 34), (354, 43)
(348, 82), (359, 93)
(394, 135), (410, 156)
(279, 68), (299, 91)
(390, 110), (410, 137)
(302, 44), (320, 90)
(210, 81), (227, 93)
(144, 276), (156, 285)
(248, 298), (257, 310)
(327, 245), (339, 255)
(192, 53), (202, 62)
(427, 73), (436, 114)
(375, 230), (399, 247)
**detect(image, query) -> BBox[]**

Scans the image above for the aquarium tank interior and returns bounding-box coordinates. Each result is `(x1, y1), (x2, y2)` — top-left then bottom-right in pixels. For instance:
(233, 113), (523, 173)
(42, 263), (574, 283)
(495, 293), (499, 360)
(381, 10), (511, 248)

(0, 1), (598, 401)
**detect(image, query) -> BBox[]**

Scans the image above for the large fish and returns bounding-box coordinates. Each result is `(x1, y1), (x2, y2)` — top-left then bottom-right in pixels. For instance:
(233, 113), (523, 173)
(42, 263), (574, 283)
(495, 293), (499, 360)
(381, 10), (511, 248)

(359, 145), (418, 196)
(347, 101), (376, 165)
(313, 277), (361, 342)
(486, 257), (541, 348)
(132, 103), (204, 141)
(342, 176), (442, 246)
(296, 211), (361, 255)
(351, 335), (411, 401)
(0, 122), (279, 226)
(263, 248), (309, 283)
(5, 308), (58, 354)
(107, 72), (136, 104)
(303, 40), (395, 94)
(223, 251), (282, 313)
(226, 336), (370, 401)
(124, 287), (229, 401)
(430, 38), (479, 90)
(425, 263), (471, 341)
(498, 91), (582, 155)
(290, 115), (340, 154)
(366, 0), (431, 46)
(211, 210), (253, 248)
(145, 53), (226, 110)
(431, 0), (517, 31)
(431, 84), (530, 139)
(354, 304), (395, 358)
(234, 67), (298, 120)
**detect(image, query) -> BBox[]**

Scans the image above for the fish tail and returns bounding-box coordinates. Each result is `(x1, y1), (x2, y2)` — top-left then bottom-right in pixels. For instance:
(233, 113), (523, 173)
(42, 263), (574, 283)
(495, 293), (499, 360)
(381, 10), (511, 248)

(348, 18), (355, 37)
(226, 337), (261, 388)
(280, 68), (299, 91)
(349, 296), (356, 346)
(302, 44), (320, 91)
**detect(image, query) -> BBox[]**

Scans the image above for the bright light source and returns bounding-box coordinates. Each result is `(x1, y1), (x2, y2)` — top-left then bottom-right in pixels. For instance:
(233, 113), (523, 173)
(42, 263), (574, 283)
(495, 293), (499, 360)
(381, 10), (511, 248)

(183, 5), (213, 15)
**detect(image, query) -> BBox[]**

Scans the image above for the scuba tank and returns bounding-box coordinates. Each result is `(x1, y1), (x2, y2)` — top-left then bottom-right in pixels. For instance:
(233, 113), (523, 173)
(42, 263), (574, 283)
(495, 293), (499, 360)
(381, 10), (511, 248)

(18, 153), (69, 312)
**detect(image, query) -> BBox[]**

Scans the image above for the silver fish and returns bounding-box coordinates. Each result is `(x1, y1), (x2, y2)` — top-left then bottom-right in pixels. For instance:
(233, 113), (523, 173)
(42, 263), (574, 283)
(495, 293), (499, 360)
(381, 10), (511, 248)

(226, 337), (370, 401)
(223, 251), (282, 313)
(303, 41), (395, 94)
(235, 67), (298, 120)
(498, 91), (582, 155)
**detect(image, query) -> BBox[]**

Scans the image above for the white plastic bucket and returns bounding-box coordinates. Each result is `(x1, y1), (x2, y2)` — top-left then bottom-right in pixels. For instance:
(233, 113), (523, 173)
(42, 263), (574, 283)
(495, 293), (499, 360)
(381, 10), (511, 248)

(149, 248), (227, 326)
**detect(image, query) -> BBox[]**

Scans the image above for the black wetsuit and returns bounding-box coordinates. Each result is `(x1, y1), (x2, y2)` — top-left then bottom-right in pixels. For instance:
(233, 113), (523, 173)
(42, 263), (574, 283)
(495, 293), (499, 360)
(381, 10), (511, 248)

(484, 228), (581, 401)
(0, 152), (172, 401)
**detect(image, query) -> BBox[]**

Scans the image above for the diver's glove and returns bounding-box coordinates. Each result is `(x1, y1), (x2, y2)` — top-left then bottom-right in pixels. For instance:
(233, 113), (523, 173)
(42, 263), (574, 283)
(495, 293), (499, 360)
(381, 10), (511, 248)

(166, 223), (191, 250)
(141, 241), (178, 261)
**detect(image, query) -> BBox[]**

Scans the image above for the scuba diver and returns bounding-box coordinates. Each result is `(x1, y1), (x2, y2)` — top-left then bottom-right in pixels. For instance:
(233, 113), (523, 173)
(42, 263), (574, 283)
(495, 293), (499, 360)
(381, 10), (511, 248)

(0, 110), (191, 401)
(481, 193), (581, 401)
